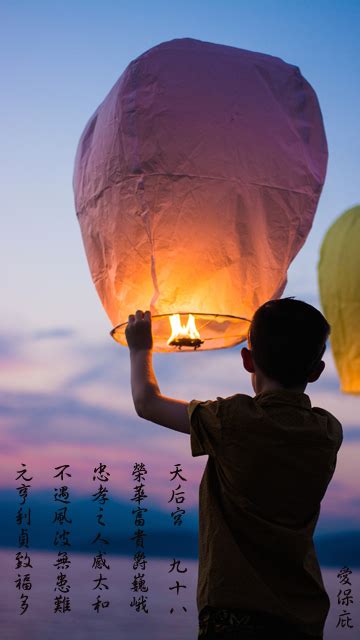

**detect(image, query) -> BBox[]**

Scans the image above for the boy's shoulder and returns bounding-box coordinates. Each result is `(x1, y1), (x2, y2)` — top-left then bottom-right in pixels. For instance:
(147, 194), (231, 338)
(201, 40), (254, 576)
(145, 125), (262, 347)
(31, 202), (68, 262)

(188, 392), (257, 428)
(310, 404), (343, 450)
(213, 392), (261, 419)
(189, 392), (253, 414)
(218, 392), (343, 449)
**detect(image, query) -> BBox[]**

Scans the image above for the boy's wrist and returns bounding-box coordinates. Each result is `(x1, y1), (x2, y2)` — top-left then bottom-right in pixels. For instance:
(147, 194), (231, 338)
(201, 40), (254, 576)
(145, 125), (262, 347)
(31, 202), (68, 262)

(129, 346), (152, 357)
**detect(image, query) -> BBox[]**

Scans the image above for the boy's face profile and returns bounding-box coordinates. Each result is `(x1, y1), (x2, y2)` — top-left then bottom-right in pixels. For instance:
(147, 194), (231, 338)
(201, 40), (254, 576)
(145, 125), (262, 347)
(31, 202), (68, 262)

(240, 346), (258, 393)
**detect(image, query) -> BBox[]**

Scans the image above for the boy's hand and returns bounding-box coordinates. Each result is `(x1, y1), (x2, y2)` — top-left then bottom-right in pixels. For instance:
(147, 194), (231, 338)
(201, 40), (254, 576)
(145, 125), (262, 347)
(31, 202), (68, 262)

(125, 310), (153, 352)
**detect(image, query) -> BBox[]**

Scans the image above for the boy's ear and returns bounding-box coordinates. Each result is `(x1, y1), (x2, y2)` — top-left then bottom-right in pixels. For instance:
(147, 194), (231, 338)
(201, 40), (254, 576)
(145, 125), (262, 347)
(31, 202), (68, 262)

(241, 347), (256, 373)
(307, 360), (325, 383)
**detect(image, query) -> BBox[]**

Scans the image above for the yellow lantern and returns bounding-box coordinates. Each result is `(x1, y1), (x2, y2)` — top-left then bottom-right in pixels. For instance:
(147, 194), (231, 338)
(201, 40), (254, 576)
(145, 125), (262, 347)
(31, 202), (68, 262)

(318, 204), (360, 393)
(73, 38), (327, 352)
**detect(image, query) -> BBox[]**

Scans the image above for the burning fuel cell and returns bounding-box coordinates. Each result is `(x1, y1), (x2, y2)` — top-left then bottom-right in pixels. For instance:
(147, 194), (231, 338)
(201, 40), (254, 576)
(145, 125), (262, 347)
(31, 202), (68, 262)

(73, 39), (327, 352)
(167, 314), (203, 349)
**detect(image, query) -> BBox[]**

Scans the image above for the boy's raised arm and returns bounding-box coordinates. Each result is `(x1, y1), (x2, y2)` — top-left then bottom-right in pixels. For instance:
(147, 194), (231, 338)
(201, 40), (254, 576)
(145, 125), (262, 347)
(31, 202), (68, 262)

(126, 310), (191, 435)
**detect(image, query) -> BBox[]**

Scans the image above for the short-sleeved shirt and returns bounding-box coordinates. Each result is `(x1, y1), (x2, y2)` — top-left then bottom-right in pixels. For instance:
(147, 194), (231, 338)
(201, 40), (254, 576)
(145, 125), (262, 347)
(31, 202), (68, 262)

(188, 390), (343, 637)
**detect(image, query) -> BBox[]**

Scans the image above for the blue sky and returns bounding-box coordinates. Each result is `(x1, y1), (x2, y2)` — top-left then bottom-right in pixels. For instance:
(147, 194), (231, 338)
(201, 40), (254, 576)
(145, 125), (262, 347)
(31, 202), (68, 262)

(0, 0), (359, 534)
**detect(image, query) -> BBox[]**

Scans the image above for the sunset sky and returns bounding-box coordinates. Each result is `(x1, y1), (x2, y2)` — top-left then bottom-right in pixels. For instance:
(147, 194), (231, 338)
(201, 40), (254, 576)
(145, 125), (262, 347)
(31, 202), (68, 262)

(1, 0), (359, 538)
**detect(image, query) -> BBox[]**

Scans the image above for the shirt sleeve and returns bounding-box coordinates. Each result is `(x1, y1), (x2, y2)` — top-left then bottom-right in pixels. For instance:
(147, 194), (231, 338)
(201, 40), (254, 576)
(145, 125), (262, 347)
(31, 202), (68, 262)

(313, 406), (343, 452)
(187, 397), (224, 457)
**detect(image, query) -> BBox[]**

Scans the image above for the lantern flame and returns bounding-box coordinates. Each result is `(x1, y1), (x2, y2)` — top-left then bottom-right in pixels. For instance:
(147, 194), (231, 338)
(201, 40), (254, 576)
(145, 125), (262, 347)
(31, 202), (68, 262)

(167, 314), (204, 349)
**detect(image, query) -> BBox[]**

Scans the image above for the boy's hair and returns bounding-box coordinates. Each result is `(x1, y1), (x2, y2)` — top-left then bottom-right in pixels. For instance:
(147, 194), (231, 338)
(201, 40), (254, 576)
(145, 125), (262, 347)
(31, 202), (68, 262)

(248, 297), (330, 388)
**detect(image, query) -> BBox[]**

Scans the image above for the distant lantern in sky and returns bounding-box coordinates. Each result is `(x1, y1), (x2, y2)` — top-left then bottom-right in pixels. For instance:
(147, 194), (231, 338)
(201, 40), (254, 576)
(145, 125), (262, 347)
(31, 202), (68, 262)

(73, 37), (327, 352)
(318, 205), (360, 394)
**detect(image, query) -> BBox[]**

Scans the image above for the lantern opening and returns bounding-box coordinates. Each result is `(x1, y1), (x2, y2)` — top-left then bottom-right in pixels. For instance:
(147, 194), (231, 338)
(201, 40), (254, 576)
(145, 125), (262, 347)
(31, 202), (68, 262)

(167, 314), (204, 350)
(110, 313), (251, 352)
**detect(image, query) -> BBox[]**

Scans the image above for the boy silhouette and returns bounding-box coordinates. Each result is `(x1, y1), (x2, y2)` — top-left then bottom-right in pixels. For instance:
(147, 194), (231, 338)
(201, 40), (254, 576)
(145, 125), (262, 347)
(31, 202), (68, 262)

(125, 298), (343, 639)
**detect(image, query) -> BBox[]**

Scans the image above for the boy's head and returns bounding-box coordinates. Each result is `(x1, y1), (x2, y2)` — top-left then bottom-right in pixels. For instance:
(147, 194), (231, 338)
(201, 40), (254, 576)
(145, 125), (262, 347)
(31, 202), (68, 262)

(241, 297), (330, 393)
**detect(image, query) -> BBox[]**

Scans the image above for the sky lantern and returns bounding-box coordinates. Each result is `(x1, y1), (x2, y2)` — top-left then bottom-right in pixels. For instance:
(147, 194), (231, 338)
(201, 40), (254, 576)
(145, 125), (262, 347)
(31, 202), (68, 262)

(318, 205), (360, 393)
(73, 38), (327, 352)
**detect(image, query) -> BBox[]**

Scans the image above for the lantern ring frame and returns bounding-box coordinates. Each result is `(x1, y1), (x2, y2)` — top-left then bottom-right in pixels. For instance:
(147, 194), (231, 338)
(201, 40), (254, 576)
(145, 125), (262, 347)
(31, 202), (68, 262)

(110, 312), (251, 352)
